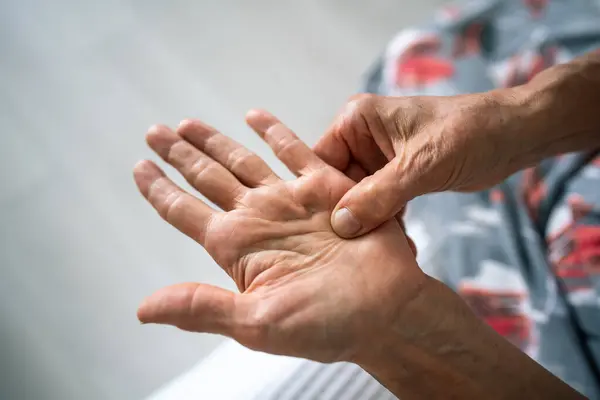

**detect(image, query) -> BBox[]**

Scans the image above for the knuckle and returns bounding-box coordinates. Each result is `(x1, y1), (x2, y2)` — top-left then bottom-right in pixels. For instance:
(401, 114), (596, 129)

(228, 147), (254, 171)
(162, 191), (188, 221)
(189, 158), (217, 186)
(228, 152), (249, 170)
(347, 92), (375, 106)
(242, 304), (272, 347)
(166, 140), (192, 165)
(276, 137), (300, 160)
(345, 93), (378, 117)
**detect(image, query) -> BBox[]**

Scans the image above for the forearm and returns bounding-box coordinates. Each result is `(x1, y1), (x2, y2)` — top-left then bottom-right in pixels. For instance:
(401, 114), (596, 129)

(501, 51), (600, 171)
(354, 277), (583, 399)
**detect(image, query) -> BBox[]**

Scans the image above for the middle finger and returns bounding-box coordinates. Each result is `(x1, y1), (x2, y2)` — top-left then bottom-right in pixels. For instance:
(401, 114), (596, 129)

(178, 119), (280, 187)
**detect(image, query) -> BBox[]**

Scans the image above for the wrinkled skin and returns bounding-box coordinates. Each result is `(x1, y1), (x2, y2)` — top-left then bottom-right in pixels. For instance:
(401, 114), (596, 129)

(134, 110), (427, 363)
(314, 92), (520, 237)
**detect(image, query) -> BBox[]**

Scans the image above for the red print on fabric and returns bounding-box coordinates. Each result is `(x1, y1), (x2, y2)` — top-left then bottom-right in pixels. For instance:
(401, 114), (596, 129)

(547, 195), (594, 243)
(523, 0), (549, 18)
(395, 36), (455, 88)
(548, 195), (600, 293)
(552, 225), (600, 292)
(569, 195), (595, 221)
(460, 287), (531, 350)
(490, 188), (505, 203)
(453, 23), (484, 58)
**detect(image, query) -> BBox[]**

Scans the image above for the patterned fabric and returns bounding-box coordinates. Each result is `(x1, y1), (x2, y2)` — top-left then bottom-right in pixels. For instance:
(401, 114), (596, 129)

(366, 0), (600, 397)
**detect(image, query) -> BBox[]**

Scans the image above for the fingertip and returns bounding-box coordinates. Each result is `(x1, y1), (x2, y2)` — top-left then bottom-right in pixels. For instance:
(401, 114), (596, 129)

(133, 159), (162, 178)
(330, 175), (397, 238)
(146, 124), (168, 144)
(147, 124), (163, 135)
(133, 160), (164, 196)
(244, 108), (261, 120)
(331, 207), (362, 238)
(136, 284), (193, 326)
(137, 297), (155, 324)
(177, 119), (213, 141)
(245, 109), (278, 134)
(176, 119), (197, 137)
(136, 283), (239, 334)
(245, 108), (269, 120)
(177, 118), (196, 130)
(146, 124), (178, 160)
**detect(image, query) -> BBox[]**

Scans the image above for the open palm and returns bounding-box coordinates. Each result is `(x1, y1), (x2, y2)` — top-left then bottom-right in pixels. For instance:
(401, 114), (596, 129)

(134, 111), (425, 363)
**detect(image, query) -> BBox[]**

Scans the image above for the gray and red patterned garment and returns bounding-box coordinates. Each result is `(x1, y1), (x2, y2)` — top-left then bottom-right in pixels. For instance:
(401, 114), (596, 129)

(366, 0), (600, 397)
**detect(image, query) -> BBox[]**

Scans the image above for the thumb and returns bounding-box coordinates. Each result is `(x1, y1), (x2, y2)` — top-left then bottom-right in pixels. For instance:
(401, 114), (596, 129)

(331, 158), (421, 238)
(138, 282), (239, 336)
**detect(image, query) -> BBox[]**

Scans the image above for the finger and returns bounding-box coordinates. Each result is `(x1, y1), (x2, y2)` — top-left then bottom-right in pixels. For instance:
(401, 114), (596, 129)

(348, 133), (389, 175)
(344, 163), (415, 257)
(331, 157), (422, 238)
(316, 118), (387, 175)
(177, 119), (280, 187)
(246, 109), (328, 176)
(317, 95), (390, 174)
(331, 107), (389, 174)
(133, 160), (214, 244)
(344, 162), (368, 183)
(146, 125), (246, 211)
(138, 282), (238, 336)
(313, 131), (351, 171)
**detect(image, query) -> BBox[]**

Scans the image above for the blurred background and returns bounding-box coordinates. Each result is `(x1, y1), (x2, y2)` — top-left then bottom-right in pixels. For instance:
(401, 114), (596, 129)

(0, 1), (446, 399)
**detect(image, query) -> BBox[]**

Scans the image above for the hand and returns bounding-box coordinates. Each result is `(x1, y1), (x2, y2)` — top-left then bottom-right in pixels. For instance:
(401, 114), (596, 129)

(314, 91), (526, 238)
(133, 111), (582, 399)
(133, 111), (426, 363)
(317, 133), (418, 256)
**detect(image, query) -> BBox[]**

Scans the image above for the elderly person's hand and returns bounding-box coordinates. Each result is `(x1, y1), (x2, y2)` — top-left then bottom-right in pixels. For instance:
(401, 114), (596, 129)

(314, 52), (600, 238)
(134, 112), (580, 399)
(134, 111), (423, 363)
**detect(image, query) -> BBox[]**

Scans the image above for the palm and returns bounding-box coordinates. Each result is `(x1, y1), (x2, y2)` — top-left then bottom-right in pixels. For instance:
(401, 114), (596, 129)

(207, 176), (340, 291)
(134, 111), (424, 362)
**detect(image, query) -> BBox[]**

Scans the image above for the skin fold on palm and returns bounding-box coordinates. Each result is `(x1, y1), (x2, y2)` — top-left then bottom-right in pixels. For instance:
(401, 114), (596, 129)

(133, 110), (426, 363)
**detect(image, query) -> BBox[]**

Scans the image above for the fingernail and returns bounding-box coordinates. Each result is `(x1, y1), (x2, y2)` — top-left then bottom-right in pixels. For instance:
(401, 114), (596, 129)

(332, 208), (361, 237)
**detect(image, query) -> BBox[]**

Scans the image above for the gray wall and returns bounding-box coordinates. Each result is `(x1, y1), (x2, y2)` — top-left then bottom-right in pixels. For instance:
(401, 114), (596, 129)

(0, 1), (445, 399)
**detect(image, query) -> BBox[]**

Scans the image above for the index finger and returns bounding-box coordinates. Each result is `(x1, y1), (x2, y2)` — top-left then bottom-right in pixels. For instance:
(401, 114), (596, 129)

(246, 109), (328, 176)
(313, 130), (351, 172)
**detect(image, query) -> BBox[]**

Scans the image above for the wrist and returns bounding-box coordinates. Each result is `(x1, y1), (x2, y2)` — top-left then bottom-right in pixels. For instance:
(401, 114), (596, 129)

(352, 277), (582, 399)
(352, 277), (486, 397)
